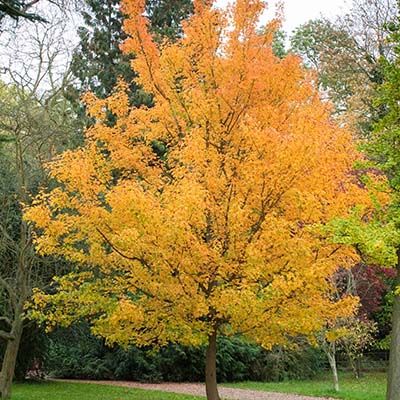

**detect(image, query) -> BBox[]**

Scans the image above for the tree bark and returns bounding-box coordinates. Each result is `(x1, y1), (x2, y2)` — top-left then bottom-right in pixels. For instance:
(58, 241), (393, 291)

(205, 330), (220, 400)
(346, 350), (360, 379)
(355, 356), (362, 379)
(386, 253), (400, 400)
(327, 350), (339, 393)
(0, 317), (23, 400)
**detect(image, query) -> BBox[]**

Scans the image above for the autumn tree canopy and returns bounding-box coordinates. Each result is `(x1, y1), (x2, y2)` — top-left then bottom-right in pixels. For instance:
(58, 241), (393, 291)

(25, 1), (377, 399)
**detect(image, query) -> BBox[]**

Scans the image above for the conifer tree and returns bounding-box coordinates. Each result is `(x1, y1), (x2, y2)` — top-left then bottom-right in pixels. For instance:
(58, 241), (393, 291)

(0, 0), (46, 23)
(70, 0), (193, 107)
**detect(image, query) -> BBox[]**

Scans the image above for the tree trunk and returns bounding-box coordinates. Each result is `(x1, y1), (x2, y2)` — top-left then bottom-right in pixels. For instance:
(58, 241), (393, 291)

(386, 255), (400, 400)
(0, 318), (23, 400)
(355, 356), (362, 379)
(346, 350), (360, 379)
(327, 351), (339, 393)
(205, 330), (220, 400)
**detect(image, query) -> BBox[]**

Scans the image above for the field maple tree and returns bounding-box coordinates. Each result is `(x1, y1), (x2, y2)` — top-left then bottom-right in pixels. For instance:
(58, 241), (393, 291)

(25, 1), (378, 399)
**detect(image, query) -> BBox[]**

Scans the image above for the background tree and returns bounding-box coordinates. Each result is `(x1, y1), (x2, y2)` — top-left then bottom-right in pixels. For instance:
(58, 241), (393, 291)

(327, 205), (400, 400)
(315, 263), (384, 392)
(26, 1), (380, 400)
(146, 0), (193, 40)
(69, 0), (146, 107)
(0, 0), (46, 23)
(0, 0), (81, 33)
(367, 11), (400, 398)
(338, 317), (377, 379)
(0, 83), (74, 400)
(316, 326), (344, 392)
(317, 315), (377, 392)
(68, 0), (193, 109)
(0, 8), (78, 398)
(291, 3), (400, 398)
(290, 0), (396, 136)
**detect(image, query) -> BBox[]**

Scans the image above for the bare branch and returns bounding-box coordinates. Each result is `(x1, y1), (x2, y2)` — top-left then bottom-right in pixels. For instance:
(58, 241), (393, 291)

(0, 277), (17, 310)
(0, 330), (14, 341)
(96, 228), (152, 271)
(0, 316), (12, 326)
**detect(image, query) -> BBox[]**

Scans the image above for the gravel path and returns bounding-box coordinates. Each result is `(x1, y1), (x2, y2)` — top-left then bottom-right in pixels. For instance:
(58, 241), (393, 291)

(56, 379), (334, 400)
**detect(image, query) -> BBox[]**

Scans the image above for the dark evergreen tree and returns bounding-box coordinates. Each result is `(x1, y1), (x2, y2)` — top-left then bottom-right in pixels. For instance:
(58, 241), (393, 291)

(69, 0), (193, 107)
(0, 0), (46, 23)
(146, 0), (193, 40)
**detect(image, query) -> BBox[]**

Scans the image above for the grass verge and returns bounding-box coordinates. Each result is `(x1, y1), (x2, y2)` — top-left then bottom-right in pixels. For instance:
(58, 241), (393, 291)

(223, 371), (386, 400)
(12, 381), (201, 400)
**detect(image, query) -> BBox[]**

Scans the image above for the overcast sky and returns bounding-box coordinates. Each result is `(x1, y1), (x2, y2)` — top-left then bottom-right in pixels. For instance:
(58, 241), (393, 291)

(216, 0), (351, 34)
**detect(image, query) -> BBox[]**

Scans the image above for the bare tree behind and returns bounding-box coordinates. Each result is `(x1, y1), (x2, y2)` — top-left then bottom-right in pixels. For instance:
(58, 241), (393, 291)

(0, 7), (79, 398)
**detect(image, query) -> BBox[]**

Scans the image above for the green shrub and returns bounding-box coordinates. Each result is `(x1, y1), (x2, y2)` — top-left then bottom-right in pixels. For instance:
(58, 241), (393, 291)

(45, 324), (325, 382)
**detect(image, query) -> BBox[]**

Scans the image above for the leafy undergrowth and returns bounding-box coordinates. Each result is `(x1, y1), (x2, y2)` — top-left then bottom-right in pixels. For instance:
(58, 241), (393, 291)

(12, 381), (201, 400)
(223, 371), (386, 400)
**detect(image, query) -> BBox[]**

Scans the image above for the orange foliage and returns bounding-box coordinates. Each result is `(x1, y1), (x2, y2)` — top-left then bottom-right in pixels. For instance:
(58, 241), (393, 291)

(26, 0), (375, 349)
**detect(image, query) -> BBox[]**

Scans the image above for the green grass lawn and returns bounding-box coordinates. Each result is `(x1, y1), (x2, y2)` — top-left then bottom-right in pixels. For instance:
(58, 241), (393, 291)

(11, 372), (386, 400)
(224, 371), (386, 400)
(12, 381), (201, 400)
